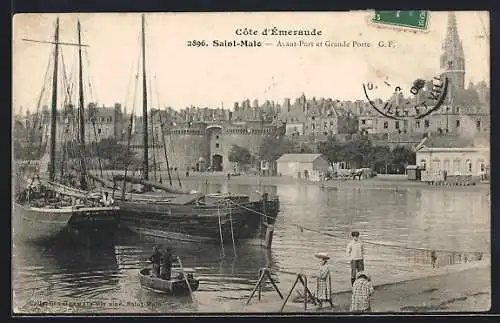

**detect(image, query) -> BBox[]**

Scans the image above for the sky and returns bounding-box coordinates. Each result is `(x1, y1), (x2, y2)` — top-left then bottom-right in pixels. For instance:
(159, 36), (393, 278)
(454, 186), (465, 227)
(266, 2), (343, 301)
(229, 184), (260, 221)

(12, 11), (490, 114)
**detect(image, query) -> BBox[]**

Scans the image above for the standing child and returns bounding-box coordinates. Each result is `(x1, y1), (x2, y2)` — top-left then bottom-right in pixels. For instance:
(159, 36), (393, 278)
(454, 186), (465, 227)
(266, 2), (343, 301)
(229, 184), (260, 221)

(346, 231), (365, 286)
(314, 252), (333, 309)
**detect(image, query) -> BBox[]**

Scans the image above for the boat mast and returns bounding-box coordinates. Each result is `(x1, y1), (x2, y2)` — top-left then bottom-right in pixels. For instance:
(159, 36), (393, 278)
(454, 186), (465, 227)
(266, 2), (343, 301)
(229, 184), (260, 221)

(49, 18), (60, 182)
(141, 14), (149, 181)
(77, 20), (88, 190)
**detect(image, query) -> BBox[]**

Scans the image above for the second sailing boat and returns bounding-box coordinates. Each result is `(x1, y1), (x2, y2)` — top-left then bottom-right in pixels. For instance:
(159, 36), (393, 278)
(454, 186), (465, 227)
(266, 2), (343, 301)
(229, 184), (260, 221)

(96, 15), (280, 245)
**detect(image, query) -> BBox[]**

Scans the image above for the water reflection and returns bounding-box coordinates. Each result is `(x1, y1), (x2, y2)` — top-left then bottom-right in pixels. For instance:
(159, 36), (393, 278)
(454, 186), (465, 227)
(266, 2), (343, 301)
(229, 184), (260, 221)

(13, 182), (490, 313)
(13, 240), (120, 305)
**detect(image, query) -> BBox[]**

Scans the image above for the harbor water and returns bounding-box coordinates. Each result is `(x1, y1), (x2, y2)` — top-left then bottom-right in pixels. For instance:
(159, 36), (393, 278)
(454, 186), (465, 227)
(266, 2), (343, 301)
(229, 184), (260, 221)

(12, 182), (490, 313)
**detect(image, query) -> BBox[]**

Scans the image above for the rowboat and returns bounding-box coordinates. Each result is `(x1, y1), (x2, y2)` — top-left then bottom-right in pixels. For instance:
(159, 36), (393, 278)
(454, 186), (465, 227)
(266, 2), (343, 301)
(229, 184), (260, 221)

(138, 267), (200, 295)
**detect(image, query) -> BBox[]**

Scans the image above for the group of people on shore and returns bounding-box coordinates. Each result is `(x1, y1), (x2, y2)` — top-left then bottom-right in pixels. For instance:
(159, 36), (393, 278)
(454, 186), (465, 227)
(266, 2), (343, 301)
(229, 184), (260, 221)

(314, 231), (374, 312)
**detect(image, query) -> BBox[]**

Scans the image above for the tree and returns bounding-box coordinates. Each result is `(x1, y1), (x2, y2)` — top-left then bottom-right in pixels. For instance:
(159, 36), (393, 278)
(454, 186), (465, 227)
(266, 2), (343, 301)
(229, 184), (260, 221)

(317, 136), (345, 169)
(368, 145), (391, 173)
(342, 137), (372, 168)
(258, 136), (295, 162)
(390, 146), (416, 174)
(228, 145), (252, 168)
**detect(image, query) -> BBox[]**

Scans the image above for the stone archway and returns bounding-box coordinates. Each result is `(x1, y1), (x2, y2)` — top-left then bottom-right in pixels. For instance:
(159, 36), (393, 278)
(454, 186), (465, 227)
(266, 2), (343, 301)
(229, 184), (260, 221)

(212, 154), (223, 172)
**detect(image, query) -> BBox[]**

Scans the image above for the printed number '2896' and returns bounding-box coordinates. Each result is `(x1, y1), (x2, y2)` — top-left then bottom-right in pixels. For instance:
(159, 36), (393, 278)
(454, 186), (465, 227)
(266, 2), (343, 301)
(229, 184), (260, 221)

(187, 40), (207, 47)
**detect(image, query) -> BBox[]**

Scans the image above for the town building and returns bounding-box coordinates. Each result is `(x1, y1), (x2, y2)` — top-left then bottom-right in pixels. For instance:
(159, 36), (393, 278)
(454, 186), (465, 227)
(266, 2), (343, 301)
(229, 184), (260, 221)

(17, 103), (126, 145)
(415, 133), (489, 181)
(276, 153), (329, 181)
(278, 94), (357, 138)
(357, 12), (490, 138)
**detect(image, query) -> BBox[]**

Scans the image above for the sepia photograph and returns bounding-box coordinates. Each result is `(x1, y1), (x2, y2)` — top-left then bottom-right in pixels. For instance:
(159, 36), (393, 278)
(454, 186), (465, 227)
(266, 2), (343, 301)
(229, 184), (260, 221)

(12, 11), (490, 314)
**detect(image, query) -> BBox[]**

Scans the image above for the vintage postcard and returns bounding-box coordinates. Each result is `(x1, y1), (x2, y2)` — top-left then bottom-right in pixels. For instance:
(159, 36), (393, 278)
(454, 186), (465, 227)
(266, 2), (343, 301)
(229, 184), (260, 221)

(12, 11), (490, 314)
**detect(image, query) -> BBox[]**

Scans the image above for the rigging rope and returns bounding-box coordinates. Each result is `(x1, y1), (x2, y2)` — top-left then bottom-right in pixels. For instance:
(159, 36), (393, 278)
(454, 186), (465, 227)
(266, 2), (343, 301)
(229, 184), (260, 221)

(120, 46), (142, 199)
(17, 42), (54, 183)
(224, 198), (485, 257)
(153, 74), (173, 186)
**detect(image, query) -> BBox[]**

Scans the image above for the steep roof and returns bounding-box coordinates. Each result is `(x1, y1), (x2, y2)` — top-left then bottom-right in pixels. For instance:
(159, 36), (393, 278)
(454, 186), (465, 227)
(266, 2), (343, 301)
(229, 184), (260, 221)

(276, 153), (324, 163)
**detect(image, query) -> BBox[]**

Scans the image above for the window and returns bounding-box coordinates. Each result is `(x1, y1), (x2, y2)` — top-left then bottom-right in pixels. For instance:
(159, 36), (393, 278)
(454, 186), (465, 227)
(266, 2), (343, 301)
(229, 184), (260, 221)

(453, 159), (461, 173)
(443, 159), (450, 171)
(403, 120), (408, 128)
(476, 120), (481, 130)
(424, 120), (430, 128)
(416, 121), (420, 128)
(361, 120), (366, 125)
(383, 121), (388, 129)
(432, 159), (440, 171)
(456, 106), (460, 113)
(312, 116), (315, 121)
(466, 160), (472, 173)
(395, 121), (400, 129)
(312, 124), (316, 130)
(456, 120), (460, 128)
(216, 135), (219, 139)
(215, 143), (219, 148)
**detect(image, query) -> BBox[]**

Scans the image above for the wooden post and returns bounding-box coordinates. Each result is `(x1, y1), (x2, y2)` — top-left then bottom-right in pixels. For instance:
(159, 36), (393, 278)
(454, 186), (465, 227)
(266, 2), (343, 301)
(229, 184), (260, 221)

(265, 270), (283, 299)
(265, 224), (274, 250)
(246, 269), (267, 305)
(304, 275), (308, 310)
(280, 275), (300, 312)
(246, 268), (283, 305)
(258, 268), (263, 301)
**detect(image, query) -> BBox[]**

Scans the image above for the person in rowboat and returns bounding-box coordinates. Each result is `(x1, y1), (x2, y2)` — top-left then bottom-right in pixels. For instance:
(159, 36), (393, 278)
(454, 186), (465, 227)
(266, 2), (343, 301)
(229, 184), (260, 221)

(160, 247), (177, 280)
(149, 246), (162, 277)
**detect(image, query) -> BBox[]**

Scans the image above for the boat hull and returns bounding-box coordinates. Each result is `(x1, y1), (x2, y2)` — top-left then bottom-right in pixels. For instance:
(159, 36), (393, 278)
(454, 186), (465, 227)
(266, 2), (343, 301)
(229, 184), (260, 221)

(139, 268), (199, 294)
(13, 203), (120, 243)
(117, 198), (279, 244)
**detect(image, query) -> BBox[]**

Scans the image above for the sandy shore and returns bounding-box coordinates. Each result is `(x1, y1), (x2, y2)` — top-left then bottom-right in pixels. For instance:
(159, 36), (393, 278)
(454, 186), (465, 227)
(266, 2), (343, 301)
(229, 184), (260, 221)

(215, 259), (490, 313)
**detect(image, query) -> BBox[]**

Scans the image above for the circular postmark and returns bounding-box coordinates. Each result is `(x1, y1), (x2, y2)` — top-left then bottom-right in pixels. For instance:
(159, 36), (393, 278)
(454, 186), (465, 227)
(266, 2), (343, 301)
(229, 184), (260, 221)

(362, 74), (449, 120)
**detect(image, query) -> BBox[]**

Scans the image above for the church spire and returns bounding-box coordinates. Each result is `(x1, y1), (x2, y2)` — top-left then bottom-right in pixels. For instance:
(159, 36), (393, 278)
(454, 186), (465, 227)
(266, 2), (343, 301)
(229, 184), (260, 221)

(440, 12), (465, 92)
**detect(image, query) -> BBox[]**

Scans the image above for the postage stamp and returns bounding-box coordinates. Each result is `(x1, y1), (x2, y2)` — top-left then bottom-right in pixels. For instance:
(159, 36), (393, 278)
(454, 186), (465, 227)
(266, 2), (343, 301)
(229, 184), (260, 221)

(371, 11), (430, 32)
(12, 11), (490, 316)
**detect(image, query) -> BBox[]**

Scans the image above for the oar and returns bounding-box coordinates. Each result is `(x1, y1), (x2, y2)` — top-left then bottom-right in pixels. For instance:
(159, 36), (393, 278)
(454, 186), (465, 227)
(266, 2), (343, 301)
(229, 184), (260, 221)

(177, 256), (195, 301)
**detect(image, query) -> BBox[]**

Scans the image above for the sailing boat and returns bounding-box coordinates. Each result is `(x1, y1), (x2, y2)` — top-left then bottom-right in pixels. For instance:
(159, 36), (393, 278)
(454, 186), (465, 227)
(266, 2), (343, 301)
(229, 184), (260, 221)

(97, 15), (280, 245)
(13, 18), (119, 243)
